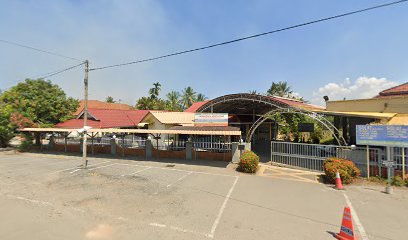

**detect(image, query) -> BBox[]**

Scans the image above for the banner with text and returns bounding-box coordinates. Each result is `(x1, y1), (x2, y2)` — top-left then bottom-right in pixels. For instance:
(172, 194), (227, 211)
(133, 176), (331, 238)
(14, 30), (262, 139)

(356, 125), (408, 147)
(194, 113), (228, 126)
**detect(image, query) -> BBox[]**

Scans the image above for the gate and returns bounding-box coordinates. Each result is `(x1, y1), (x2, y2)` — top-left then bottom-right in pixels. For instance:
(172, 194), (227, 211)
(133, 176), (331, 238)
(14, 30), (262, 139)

(271, 141), (338, 171)
(270, 141), (385, 175)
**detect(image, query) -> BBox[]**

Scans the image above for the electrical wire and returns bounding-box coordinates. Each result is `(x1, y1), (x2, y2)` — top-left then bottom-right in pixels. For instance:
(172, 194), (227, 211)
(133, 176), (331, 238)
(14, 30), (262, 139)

(0, 39), (83, 62)
(1, 62), (86, 92)
(90, 0), (408, 71)
(35, 61), (86, 79)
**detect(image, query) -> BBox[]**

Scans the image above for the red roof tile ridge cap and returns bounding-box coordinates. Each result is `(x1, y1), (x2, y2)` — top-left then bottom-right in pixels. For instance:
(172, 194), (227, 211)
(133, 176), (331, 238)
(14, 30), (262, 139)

(379, 82), (408, 95)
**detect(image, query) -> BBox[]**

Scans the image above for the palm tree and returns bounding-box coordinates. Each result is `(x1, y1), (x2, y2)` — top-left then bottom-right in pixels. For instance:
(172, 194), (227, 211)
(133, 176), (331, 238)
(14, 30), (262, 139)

(267, 81), (292, 97)
(166, 91), (181, 111)
(153, 98), (167, 110)
(181, 86), (196, 109)
(149, 82), (161, 99)
(135, 97), (153, 110)
(195, 93), (208, 102)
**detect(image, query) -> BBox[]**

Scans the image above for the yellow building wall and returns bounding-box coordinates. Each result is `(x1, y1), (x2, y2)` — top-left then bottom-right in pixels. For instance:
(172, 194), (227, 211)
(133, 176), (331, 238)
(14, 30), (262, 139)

(326, 96), (408, 114)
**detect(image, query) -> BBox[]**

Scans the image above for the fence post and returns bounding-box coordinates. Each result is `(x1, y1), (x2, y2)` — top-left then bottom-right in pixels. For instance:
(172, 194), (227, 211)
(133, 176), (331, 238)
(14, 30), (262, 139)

(48, 135), (55, 150)
(110, 138), (116, 156)
(366, 145), (370, 179)
(231, 142), (240, 163)
(80, 138), (83, 153)
(186, 140), (193, 160)
(121, 135), (125, 157)
(64, 133), (67, 153)
(91, 133), (94, 155)
(145, 139), (152, 159)
(402, 147), (406, 179)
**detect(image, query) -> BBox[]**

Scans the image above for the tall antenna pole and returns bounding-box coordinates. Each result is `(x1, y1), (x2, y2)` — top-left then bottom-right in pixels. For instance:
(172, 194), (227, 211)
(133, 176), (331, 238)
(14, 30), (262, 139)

(82, 60), (89, 168)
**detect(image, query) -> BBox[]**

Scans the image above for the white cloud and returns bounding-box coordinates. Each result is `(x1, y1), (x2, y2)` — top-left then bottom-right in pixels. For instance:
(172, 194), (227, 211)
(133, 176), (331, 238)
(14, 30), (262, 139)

(311, 77), (398, 105)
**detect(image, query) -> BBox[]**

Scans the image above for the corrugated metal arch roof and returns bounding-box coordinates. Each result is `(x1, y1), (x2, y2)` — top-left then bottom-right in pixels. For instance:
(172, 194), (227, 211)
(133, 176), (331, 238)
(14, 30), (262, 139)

(196, 93), (324, 115)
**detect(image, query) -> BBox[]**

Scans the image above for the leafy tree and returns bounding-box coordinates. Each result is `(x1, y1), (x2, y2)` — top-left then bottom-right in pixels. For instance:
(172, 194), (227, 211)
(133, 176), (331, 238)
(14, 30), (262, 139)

(105, 96), (115, 103)
(153, 99), (167, 110)
(267, 81), (292, 97)
(248, 90), (259, 95)
(181, 86), (196, 109)
(0, 103), (13, 147)
(136, 97), (154, 110)
(166, 91), (182, 111)
(149, 82), (161, 99)
(0, 79), (79, 127)
(196, 93), (208, 102)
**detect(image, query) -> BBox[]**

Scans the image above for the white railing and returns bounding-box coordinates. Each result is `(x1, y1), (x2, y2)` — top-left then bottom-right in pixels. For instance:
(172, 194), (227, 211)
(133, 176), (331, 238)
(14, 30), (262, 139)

(193, 141), (232, 152)
(270, 141), (387, 175)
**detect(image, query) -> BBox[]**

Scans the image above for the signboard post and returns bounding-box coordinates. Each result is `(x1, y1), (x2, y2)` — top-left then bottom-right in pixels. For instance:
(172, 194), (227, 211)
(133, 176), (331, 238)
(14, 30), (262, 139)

(383, 147), (395, 194)
(356, 125), (408, 195)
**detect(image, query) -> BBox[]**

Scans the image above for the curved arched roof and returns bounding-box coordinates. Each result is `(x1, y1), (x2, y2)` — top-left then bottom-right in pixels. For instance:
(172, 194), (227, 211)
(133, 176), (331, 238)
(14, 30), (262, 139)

(196, 93), (324, 115)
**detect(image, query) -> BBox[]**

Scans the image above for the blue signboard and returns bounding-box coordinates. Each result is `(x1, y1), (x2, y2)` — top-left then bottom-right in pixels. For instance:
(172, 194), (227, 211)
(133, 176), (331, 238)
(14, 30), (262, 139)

(356, 125), (408, 147)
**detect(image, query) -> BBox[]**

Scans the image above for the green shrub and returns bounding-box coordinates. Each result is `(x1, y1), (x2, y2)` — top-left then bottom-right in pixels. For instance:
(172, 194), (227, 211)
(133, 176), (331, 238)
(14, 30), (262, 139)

(18, 135), (33, 152)
(392, 176), (405, 187)
(238, 150), (259, 173)
(323, 157), (360, 184)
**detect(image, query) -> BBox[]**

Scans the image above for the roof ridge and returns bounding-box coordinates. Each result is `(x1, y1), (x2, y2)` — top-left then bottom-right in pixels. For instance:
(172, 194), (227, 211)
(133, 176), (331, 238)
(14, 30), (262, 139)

(379, 82), (408, 95)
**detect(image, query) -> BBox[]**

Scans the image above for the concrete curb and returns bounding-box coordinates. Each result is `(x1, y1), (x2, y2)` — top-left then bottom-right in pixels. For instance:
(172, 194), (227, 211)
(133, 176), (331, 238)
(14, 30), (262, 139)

(0, 147), (15, 152)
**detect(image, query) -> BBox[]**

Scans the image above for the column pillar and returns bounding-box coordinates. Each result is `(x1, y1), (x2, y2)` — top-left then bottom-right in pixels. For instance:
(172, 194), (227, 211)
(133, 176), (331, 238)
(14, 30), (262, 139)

(146, 139), (153, 159)
(186, 141), (193, 160)
(110, 138), (116, 155)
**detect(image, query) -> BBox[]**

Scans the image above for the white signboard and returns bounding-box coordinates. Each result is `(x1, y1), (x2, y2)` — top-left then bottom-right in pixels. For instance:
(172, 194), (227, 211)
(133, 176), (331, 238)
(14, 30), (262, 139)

(194, 113), (228, 126)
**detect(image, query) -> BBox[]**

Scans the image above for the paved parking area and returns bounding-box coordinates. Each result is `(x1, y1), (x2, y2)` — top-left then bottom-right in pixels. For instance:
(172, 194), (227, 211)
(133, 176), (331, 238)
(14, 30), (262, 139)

(0, 152), (407, 240)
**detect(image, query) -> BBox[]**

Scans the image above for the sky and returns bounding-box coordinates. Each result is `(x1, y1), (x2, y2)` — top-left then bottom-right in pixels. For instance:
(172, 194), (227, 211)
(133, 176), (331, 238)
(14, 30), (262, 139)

(1, 0), (407, 106)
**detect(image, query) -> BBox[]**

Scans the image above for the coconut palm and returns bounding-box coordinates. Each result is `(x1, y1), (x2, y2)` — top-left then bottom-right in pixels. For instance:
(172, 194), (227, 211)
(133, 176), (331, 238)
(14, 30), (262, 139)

(135, 97), (153, 110)
(149, 82), (161, 99)
(153, 98), (167, 110)
(196, 93), (208, 102)
(181, 86), (196, 109)
(166, 91), (181, 111)
(267, 81), (292, 97)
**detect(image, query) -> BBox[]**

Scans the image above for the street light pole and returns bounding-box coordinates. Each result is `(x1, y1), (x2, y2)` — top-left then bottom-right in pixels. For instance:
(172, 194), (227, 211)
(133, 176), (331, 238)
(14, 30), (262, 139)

(82, 60), (89, 168)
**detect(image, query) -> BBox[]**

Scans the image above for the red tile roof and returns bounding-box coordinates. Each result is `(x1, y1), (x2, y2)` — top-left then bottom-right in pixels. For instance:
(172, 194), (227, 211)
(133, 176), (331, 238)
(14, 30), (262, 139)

(185, 101), (209, 113)
(376, 82), (408, 98)
(54, 119), (103, 128)
(56, 109), (149, 129)
(74, 100), (133, 115)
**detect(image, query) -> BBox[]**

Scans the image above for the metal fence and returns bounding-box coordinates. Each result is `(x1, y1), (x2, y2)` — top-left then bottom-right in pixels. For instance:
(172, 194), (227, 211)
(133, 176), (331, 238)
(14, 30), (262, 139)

(152, 140), (232, 152)
(193, 141), (232, 152)
(54, 136), (146, 149)
(270, 141), (402, 177)
(116, 138), (146, 149)
(155, 139), (187, 151)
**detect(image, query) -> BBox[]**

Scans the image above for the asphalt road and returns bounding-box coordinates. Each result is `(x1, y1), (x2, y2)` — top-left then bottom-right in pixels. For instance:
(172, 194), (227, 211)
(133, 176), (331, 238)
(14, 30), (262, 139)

(0, 152), (406, 240)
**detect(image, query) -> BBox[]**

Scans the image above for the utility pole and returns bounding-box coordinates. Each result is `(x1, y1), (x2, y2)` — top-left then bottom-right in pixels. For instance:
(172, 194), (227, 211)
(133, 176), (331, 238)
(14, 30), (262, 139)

(82, 60), (89, 168)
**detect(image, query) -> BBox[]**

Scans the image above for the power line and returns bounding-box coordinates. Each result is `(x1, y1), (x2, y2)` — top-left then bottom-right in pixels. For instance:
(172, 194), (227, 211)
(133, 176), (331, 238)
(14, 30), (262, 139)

(35, 61), (86, 79)
(0, 39), (83, 62)
(90, 0), (408, 71)
(1, 62), (86, 92)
